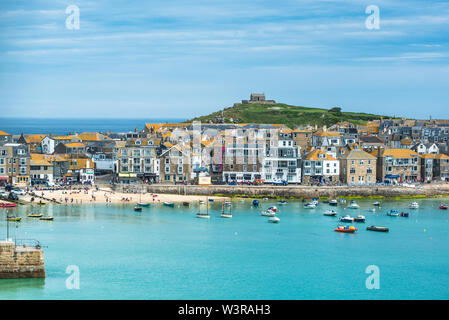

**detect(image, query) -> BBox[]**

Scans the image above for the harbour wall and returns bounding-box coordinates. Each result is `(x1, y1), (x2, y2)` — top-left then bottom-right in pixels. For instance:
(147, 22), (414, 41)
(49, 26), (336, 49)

(0, 241), (45, 279)
(104, 184), (449, 199)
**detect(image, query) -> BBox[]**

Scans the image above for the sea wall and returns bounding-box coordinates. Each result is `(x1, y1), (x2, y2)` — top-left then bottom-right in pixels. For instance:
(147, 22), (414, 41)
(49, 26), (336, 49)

(0, 241), (45, 279)
(104, 183), (449, 199)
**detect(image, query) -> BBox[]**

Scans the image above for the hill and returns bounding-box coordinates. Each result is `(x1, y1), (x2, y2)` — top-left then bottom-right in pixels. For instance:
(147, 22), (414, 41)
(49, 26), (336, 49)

(188, 103), (391, 128)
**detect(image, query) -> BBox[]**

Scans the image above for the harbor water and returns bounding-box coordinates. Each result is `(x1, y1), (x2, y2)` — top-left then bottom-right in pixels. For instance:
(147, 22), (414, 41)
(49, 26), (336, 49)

(1, 199), (448, 299)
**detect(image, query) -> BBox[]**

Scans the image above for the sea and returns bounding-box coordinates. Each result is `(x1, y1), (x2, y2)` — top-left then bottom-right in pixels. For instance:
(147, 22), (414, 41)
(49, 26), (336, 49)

(1, 198), (449, 300)
(0, 118), (187, 136)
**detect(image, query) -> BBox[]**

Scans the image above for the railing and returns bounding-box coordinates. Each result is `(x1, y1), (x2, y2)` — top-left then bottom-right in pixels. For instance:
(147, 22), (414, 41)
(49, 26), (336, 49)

(14, 239), (43, 249)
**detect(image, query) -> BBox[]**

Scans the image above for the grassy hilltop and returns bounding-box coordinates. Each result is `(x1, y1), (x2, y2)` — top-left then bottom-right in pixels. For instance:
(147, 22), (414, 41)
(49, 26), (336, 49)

(188, 103), (391, 128)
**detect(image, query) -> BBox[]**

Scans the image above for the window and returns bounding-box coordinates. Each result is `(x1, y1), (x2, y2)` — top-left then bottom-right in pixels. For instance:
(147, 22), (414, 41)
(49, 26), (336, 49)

(360, 160), (364, 165)
(350, 168), (356, 174)
(165, 158), (170, 164)
(253, 165), (257, 172)
(165, 166), (170, 173)
(178, 166), (183, 174)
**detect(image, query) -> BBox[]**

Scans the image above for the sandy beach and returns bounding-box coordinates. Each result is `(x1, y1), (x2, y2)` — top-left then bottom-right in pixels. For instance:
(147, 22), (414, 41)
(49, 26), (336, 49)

(22, 187), (229, 205)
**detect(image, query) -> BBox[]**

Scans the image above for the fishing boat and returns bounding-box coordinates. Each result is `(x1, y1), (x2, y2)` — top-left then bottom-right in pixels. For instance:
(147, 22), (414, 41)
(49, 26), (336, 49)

(40, 216), (54, 221)
(409, 202), (419, 209)
(367, 226), (389, 232)
(0, 202), (17, 208)
(268, 216), (280, 223)
(387, 209), (399, 217)
(329, 199), (338, 206)
(277, 200), (288, 205)
(439, 205), (448, 210)
(137, 203), (150, 207)
(347, 200), (360, 209)
(339, 215), (354, 222)
(196, 199), (210, 219)
(334, 225), (357, 233)
(373, 201), (381, 206)
(221, 202), (232, 218)
(354, 215), (366, 223)
(400, 212), (409, 217)
(28, 213), (43, 218)
(304, 202), (316, 209)
(261, 209), (276, 217)
(324, 210), (337, 216)
(7, 216), (21, 222)
(134, 206), (142, 212)
(163, 202), (175, 207)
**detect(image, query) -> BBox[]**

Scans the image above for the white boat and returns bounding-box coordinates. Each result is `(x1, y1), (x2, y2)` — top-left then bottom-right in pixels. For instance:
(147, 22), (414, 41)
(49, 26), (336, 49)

(340, 215), (355, 222)
(339, 199), (347, 204)
(304, 202), (316, 209)
(196, 213), (210, 219)
(221, 202), (232, 218)
(354, 215), (366, 222)
(329, 199), (338, 206)
(368, 208), (376, 212)
(261, 209), (276, 217)
(267, 206), (278, 212)
(311, 198), (319, 205)
(409, 202), (419, 209)
(324, 210), (337, 216)
(347, 201), (360, 209)
(373, 201), (381, 206)
(268, 216), (280, 223)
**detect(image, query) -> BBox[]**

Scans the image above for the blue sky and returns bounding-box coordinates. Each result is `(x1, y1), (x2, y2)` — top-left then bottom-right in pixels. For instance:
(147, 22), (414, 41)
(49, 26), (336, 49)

(0, 0), (448, 119)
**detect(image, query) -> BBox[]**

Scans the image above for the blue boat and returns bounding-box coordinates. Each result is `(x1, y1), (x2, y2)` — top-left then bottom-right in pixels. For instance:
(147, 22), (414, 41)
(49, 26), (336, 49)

(163, 202), (175, 207)
(387, 209), (399, 216)
(252, 199), (259, 206)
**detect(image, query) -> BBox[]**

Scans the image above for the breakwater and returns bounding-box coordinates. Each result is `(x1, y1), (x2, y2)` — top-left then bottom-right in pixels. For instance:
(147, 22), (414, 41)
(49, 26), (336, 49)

(0, 241), (45, 279)
(104, 184), (449, 199)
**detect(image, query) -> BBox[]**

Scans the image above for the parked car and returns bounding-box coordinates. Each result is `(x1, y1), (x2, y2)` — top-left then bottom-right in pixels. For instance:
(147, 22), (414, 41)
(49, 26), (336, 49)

(8, 192), (19, 201)
(11, 188), (26, 196)
(0, 190), (8, 198)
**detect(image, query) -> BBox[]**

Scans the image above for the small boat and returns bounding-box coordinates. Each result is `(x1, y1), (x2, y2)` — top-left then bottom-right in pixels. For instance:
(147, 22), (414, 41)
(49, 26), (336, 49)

(134, 206), (142, 212)
(367, 226), (389, 232)
(339, 199), (347, 204)
(268, 216), (280, 223)
(40, 216), (54, 221)
(277, 200), (288, 205)
(183, 202), (190, 206)
(304, 202), (316, 209)
(400, 212), (409, 217)
(409, 202), (419, 209)
(354, 215), (366, 223)
(329, 199), (338, 206)
(311, 198), (319, 205)
(334, 225), (357, 233)
(196, 213), (210, 219)
(252, 199), (259, 206)
(261, 209), (276, 217)
(339, 215), (354, 223)
(347, 200), (360, 209)
(199, 201), (205, 205)
(28, 213), (43, 218)
(267, 206), (278, 212)
(137, 203), (150, 207)
(36, 201), (46, 206)
(223, 201), (232, 206)
(7, 216), (21, 222)
(324, 210), (337, 216)
(439, 205), (448, 210)
(387, 209), (399, 217)
(368, 208), (376, 212)
(0, 202), (17, 208)
(221, 202), (232, 218)
(163, 202), (175, 207)
(373, 202), (381, 206)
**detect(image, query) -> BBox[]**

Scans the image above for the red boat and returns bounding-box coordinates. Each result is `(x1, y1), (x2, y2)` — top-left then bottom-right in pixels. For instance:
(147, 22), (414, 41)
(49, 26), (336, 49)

(334, 225), (357, 233)
(439, 205), (449, 210)
(0, 202), (17, 208)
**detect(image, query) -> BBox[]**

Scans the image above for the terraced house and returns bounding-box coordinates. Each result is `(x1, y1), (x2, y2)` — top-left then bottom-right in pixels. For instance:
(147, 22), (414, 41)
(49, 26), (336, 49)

(376, 149), (421, 183)
(30, 153), (54, 185)
(159, 144), (190, 183)
(339, 148), (377, 184)
(433, 154), (449, 182)
(0, 143), (30, 185)
(302, 149), (339, 185)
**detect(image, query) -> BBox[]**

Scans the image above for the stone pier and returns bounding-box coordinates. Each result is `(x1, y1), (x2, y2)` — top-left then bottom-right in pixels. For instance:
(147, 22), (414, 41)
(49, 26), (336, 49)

(0, 241), (45, 279)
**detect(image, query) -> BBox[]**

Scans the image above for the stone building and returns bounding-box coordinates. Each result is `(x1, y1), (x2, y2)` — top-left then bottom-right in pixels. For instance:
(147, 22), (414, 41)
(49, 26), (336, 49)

(376, 148), (421, 183)
(302, 149), (339, 185)
(339, 148), (377, 185)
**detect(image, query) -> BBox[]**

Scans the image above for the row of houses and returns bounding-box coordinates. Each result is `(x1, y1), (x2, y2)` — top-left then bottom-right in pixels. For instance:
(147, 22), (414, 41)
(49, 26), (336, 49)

(1, 117), (449, 187)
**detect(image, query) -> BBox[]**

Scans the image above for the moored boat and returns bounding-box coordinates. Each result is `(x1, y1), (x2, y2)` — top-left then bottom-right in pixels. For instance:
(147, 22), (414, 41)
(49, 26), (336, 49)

(183, 202), (190, 206)
(137, 203), (150, 207)
(40, 216), (54, 221)
(37, 201), (46, 206)
(329, 199), (338, 206)
(400, 212), (409, 217)
(134, 206), (142, 212)
(324, 210), (337, 216)
(373, 201), (381, 206)
(7, 216), (21, 222)
(163, 202), (175, 207)
(304, 202), (316, 209)
(196, 212), (210, 219)
(277, 200), (288, 205)
(387, 209), (399, 217)
(347, 200), (360, 209)
(261, 209), (276, 217)
(267, 206), (278, 212)
(367, 226), (389, 232)
(252, 199), (259, 206)
(439, 205), (448, 210)
(368, 208), (376, 212)
(354, 215), (366, 223)
(28, 213), (43, 218)
(0, 202), (17, 208)
(409, 202), (419, 209)
(339, 215), (354, 223)
(334, 225), (357, 233)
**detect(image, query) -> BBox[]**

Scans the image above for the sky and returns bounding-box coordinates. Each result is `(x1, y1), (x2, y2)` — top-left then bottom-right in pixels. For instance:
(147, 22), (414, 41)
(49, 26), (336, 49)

(0, 0), (448, 119)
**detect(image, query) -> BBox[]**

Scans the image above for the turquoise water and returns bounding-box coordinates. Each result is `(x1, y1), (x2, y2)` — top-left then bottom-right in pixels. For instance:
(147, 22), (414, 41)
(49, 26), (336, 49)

(1, 199), (449, 300)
